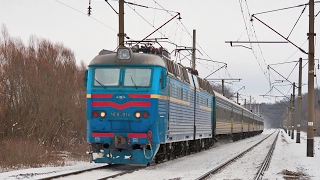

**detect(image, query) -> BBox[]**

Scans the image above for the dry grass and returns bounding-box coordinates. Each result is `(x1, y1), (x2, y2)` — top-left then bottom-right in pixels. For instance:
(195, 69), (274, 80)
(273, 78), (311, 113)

(0, 138), (89, 172)
(282, 169), (310, 180)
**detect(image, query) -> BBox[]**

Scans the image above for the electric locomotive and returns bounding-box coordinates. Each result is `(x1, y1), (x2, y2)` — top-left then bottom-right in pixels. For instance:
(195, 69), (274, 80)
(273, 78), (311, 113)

(85, 46), (170, 165)
(84, 45), (263, 165)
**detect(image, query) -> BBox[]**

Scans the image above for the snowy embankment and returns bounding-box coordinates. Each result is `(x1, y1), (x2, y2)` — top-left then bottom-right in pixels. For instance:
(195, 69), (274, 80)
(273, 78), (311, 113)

(0, 129), (319, 180)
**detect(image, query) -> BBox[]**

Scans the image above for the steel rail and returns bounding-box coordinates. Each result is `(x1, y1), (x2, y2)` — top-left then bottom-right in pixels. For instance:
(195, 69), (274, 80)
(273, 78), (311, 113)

(97, 166), (146, 180)
(254, 131), (280, 180)
(196, 130), (277, 180)
(40, 165), (109, 180)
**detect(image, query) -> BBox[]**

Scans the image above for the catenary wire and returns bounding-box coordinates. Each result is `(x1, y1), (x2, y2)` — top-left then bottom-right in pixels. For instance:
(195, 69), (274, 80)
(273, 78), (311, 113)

(149, 0), (231, 76)
(245, 1), (270, 80)
(54, 0), (117, 32)
(239, 0), (270, 85)
(151, 0), (230, 79)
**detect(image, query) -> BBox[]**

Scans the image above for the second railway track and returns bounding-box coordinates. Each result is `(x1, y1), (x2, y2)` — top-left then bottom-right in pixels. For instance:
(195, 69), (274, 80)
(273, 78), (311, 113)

(197, 130), (279, 180)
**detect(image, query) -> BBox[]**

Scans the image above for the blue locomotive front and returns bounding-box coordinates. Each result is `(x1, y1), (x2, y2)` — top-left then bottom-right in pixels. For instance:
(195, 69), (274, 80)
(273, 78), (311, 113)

(85, 47), (167, 165)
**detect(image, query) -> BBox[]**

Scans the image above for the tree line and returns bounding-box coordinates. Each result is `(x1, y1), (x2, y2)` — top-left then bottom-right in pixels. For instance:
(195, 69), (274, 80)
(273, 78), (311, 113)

(259, 89), (320, 136)
(0, 25), (87, 150)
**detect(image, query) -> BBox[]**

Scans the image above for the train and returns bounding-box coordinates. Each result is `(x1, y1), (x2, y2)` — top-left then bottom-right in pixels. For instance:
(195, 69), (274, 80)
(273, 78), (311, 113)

(84, 45), (264, 165)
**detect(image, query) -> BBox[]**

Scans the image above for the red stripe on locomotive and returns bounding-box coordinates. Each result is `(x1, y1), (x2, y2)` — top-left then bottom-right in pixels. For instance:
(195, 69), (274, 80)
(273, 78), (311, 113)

(91, 101), (151, 110)
(92, 132), (115, 137)
(128, 94), (151, 98)
(91, 94), (113, 98)
(127, 133), (148, 138)
(91, 94), (150, 99)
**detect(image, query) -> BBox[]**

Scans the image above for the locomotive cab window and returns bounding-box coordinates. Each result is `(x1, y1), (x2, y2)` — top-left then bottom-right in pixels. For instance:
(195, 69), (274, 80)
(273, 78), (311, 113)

(94, 68), (120, 86)
(124, 68), (152, 87)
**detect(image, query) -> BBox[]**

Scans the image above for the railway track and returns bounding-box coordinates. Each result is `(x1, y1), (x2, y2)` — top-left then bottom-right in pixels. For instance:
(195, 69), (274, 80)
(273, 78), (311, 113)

(40, 164), (145, 180)
(96, 165), (146, 180)
(196, 130), (279, 180)
(35, 131), (276, 180)
(254, 130), (279, 180)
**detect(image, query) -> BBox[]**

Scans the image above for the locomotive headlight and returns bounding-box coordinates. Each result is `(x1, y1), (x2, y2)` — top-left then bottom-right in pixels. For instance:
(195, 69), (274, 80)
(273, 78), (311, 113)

(117, 48), (131, 60)
(100, 111), (106, 117)
(135, 112), (141, 118)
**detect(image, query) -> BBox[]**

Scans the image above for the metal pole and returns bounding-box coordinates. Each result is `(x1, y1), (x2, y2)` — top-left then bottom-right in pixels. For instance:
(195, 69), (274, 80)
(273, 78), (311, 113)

(222, 79), (225, 96)
(297, 58), (302, 143)
(255, 100), (257, 114)
(245, 99), (246, 109)
(307, 0), (315, 157)
(288, 101), (291, 136)
(118, 0), (125, 47)
(291, 83), (295, 139)
(237, 92), (239, 104)
(192, 29), (196, 70)
(287, 107), (289, 133)
(249, 96), (252, 111)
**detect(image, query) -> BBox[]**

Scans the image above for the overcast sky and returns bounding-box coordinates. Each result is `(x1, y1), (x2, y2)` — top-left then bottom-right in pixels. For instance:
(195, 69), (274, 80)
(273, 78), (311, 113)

(1, 0), (320, 104)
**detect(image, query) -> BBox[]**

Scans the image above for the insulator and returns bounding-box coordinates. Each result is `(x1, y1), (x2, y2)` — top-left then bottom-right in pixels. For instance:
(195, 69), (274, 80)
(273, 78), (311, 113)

(88, 6), (92, 16)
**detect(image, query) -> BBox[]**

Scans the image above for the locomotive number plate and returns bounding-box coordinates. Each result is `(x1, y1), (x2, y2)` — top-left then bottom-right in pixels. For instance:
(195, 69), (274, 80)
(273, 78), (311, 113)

(111, 112), (131, 117)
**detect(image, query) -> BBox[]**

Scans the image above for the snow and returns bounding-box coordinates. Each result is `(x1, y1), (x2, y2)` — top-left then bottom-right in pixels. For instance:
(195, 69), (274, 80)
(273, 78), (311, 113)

(0, 129), (319, 180)
(0, 163), (108, 180)
(264, 130), (320, 179)
(210, 131), (279, 179)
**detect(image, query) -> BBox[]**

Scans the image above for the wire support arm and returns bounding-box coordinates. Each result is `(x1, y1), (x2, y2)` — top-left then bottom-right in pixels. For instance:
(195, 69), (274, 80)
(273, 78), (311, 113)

(204, 64), (227, 79)
(105, 0), (118, 14)
(134, 13), (181, 46)
(273, 86), (291, 101)
(267, 65), (297, 87)
(225, 41), (288, 44)
(206, 78), (242, 81)
(260, 94), (290, 99)
(227, 86), (245, 98)
(251, 14), (307, 54)
(253, 3), (307, 16)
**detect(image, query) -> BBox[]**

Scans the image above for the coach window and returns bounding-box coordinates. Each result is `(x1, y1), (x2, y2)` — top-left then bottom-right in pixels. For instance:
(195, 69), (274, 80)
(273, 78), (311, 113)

(94, 68), (120, 86)
(124, 68), (151, 87)
(186, 91), (189, 101)
(197, 94), (200, 103)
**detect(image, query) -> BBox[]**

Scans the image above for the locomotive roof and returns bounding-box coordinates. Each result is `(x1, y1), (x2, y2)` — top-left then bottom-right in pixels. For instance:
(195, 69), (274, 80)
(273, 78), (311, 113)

(88, 50), (166, 67)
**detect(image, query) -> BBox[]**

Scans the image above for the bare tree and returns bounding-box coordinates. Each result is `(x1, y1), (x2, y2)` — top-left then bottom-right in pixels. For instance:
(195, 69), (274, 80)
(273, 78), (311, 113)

(0, 25), (87, 150)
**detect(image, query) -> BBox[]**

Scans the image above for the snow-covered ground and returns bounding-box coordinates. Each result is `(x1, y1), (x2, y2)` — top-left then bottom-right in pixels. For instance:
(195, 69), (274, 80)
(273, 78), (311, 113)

(0, 129), (319, 180)
(264, 130), (320, 179)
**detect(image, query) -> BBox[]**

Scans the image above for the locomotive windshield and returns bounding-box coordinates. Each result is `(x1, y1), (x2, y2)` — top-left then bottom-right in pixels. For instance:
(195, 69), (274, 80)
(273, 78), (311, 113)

(94, 68), (120, 86)
(93, 67), (152, 87)
(124, 68), (151, 87)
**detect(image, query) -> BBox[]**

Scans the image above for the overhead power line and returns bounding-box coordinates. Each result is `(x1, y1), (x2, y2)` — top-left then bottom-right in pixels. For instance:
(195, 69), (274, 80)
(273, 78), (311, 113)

(238, 0), (271, 85)
(54, 0), (117, 32)
(126, 0), (231, 80)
